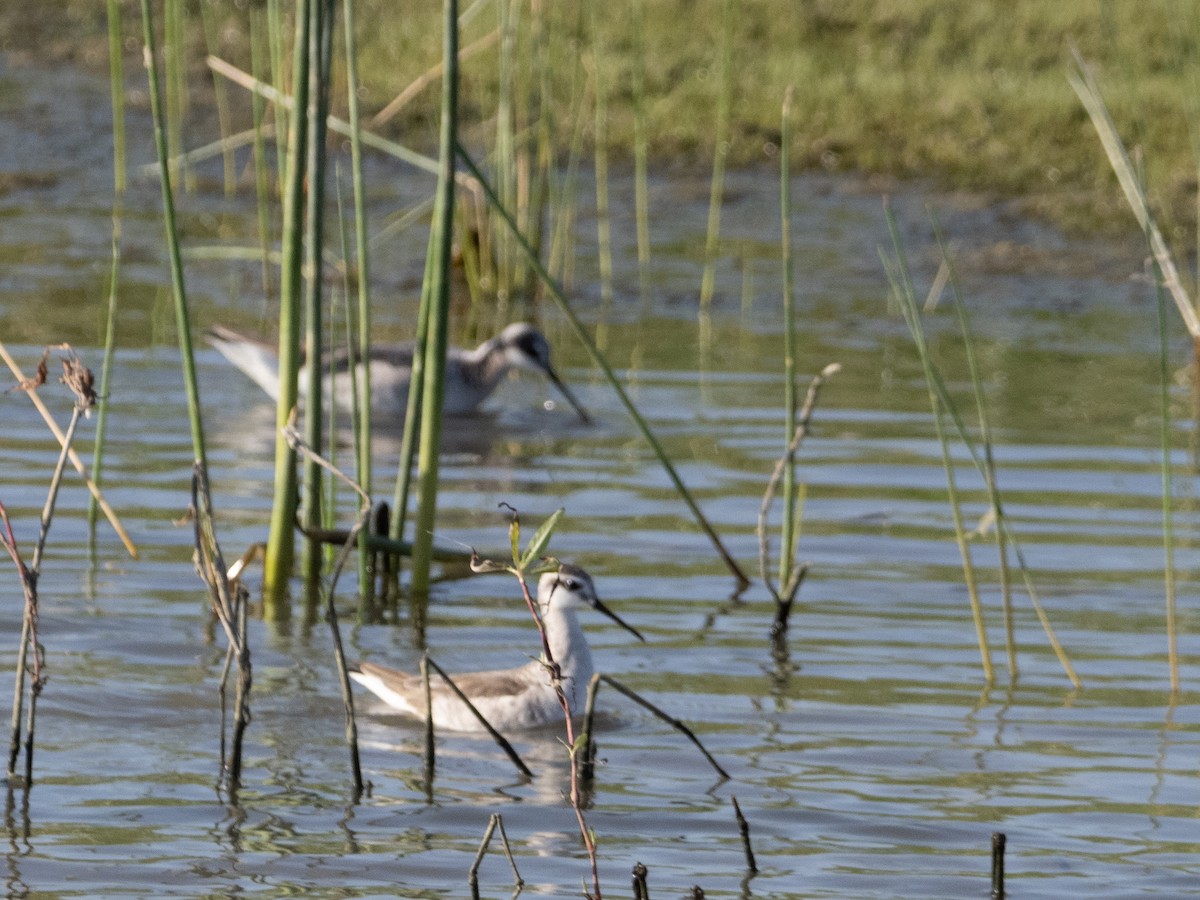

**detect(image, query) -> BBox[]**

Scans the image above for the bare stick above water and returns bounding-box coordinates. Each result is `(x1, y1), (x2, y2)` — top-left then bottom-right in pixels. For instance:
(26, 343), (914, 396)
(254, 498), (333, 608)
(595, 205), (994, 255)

(730, 795), (757, 874)
(0, 341), (137, 558)
(468, 812), (523, 899)
(3, 356), (96, 788)
(756, 363), (840, 632)
(192, 464), (251, 792)
(423, 656), (532, 779)
(597, 675), (730, 781)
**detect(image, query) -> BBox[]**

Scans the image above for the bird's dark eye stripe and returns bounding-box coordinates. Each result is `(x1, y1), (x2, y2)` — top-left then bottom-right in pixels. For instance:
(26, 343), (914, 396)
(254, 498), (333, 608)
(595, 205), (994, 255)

(516, 333), (548, 357)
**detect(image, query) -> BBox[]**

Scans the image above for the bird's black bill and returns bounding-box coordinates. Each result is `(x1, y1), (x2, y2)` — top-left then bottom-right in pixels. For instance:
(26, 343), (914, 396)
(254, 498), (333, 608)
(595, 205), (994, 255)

(592, 596), (645, 642)
(545, 366), (591, 424)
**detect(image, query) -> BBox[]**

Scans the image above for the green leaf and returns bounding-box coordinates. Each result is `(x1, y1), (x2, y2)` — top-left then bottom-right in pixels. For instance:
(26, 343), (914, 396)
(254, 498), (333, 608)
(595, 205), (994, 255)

(520, 507), (564, 569)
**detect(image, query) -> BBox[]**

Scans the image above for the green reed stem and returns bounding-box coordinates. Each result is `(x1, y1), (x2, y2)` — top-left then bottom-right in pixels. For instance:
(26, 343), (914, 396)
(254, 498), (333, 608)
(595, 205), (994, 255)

(493, 0), (517, 297)
(545, 49), (587, 288)
(105, 0), (126, 195)
(887, 240), (1078, 686)
(630, 0), (651, 306)
(515, 0), (552, 307)
(458, 145), (751, 587)
(1073, 48), (1186, 690)
(589, 15), (614, 323)
(388, 237), (434, 551)
(140, 0), (207, 465)
(343, 0), (375, 608)
(409, 0), (461, 600)
(267, 0), (288, 191)
(263, 0), (312, 614)
(88, 213), (122, 548)
(883, 201), (993, 684)
(930, 222), (1018, 680)
(881, 214), (1076, 685)
(778, 87), (798, 591)
(1154, 265), (1180, 693)
(1069, 49), (1199, 338)
(90, 0), (127, 542)
(249, 8), (275, 297)
(200, 1), (236, 196)
(164, 0), (187, 190)
(300, 0), (336, 595)
(697, 0), (733, 323)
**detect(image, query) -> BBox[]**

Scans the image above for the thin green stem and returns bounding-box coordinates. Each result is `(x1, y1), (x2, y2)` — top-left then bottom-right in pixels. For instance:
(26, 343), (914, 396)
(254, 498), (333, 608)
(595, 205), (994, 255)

(778, 87), (798, 590)
(343, 0), (374, 608)
(458, 146), (750, 587)
(1155, 268), (1180, 693)
(263, 0), (313, 612)
(697, 0), (733, 322)
(300, 0), (336, 593)
(410, 0), (461, 599)
(883, 202), (992, 684)
(140, 0), (207, 464)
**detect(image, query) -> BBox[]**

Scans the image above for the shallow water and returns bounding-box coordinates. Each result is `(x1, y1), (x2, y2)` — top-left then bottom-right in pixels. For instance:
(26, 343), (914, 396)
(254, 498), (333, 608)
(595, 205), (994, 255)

(2, 52), (1200, 898)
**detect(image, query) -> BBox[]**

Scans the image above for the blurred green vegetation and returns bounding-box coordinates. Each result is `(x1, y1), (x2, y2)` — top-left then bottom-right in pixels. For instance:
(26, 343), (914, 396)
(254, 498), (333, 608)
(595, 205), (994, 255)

(14, 0), (1200, 236)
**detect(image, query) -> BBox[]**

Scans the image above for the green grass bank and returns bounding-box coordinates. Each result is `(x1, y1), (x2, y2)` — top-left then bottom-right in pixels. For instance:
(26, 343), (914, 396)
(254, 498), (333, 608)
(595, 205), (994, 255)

(12, 0), (1200, 238)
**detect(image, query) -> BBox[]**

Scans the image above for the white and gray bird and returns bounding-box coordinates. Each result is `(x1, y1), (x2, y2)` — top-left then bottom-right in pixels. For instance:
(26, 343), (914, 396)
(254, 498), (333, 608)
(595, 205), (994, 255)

(349, 565), (642, 732)
(207, 322), (590, 422)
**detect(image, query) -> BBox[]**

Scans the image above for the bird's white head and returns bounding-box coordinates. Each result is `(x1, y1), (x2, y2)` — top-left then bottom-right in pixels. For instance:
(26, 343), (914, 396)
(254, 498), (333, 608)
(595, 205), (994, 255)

(495, 323), (591, 424)
(537, 564), (644, 641)
(496, 322), (553, 376)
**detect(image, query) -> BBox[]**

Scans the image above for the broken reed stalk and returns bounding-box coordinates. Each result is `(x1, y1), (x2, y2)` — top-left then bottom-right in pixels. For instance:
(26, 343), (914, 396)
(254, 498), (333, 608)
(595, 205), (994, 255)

(456, 145), (751, 588)
(579, 672), (601, 783)
(191, 464), (251, 792)
(730, 795), (757, 874)
(1071, 51), (1196, 691)
(282, 425), (375, 794)
(882, 201), (993, 684)
(1068, 50), (1199, 339)
(882, 209), (1079, 688)
(423, 656), (532, 778)
(2, 495), (50, 786)
(757, 362), (840, 633)
(371, 29), (499, 128)
(206, 55), (483, 188)
(420, 653), (435, 787)
(0, 341), (136, 558)
(4, 355), (96, 787)
(631, 862), (649, 900)
(597, 675), (730, 780)
(302, 525), (470, 562)
(929, 224), (1019, 679)
(991, 831), (1006, 899)
(468, 812), (523, 899)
